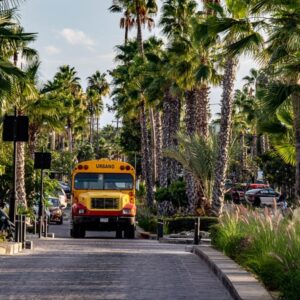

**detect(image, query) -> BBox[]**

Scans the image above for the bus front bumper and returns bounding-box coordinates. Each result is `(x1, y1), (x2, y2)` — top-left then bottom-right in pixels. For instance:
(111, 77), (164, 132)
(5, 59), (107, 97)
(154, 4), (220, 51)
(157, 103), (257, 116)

(72, 215), (135, 231)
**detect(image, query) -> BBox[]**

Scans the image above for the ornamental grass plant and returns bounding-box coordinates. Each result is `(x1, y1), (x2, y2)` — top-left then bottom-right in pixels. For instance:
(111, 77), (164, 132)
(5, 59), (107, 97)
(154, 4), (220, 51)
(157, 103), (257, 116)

(211, 204), (300, 300)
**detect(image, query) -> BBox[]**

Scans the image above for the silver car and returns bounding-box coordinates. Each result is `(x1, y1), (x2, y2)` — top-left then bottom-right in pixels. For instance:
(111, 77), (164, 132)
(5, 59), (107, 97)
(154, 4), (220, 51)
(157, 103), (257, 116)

(245, 188), (280, 207)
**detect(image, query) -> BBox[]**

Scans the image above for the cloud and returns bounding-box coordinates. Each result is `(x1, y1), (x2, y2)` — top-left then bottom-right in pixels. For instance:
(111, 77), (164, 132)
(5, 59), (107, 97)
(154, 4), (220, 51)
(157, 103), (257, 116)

(59, 28), (95, 48)
(45, 45), (61, 55)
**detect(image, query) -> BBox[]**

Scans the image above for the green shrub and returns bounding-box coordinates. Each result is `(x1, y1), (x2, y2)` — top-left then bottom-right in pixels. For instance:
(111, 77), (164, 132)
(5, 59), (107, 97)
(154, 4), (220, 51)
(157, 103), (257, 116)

(211, 206), (300, 299)
(155, 180), (188, 208)
(283, 269), (300, 300)
(136, 182), (146, 200)
(164, 216), (218, 233)
(138, 217), (157, 233)
(136, 204), (157, 233)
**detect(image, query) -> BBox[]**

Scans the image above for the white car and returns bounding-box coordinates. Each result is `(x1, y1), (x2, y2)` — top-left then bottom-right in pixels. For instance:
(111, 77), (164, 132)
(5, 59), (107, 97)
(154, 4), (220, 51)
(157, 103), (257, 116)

(54, 186), (68, 208)
(245, 188), (280, 207)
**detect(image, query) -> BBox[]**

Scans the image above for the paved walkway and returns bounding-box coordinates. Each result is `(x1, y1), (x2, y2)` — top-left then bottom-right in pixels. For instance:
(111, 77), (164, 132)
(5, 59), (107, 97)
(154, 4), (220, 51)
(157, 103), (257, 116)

(0, 221), (233, 299)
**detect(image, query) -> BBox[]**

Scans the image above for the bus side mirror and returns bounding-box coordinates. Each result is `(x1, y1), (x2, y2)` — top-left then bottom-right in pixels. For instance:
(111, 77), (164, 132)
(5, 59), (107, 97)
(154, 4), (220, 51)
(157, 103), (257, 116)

(135, 180), (139, 191)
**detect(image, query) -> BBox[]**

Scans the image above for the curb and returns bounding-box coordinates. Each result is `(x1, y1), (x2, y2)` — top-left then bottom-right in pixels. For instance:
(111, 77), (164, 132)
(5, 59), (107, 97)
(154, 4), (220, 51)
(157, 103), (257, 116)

(193, 245), (273, 300)
(136, 226), (157, 240)
(0, 242), (22, 255)
(159, 237), (211, 245)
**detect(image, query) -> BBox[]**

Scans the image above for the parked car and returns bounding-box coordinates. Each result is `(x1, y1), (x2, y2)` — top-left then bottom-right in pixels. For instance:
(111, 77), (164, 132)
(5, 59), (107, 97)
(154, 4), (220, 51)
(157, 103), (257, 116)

(231, 183), (270, 203)
(54, 186), (68, 208)
(48, 197), (64, 225)
(245, 188), (280, 207)
(59, 181), (71, 199)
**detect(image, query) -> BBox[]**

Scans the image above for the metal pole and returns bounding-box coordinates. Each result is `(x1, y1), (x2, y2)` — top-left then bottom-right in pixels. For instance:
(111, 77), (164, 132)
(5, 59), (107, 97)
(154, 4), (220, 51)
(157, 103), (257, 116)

(157, 218), (164, 240)
(14, 215), (19, 242)
(38, 169), (44, 238)
(9, 108), (17, 224)
(44, 214), (47, 238)
(194, 217), (200, 245)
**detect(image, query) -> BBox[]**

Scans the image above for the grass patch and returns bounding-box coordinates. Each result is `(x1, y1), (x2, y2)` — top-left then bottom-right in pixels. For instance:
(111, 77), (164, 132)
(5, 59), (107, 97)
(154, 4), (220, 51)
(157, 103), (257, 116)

(212, 206), (300, 300)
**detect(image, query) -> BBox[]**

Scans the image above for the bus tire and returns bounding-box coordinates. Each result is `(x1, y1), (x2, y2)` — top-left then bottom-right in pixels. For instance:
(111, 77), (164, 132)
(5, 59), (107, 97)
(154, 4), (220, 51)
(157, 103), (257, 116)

(72, 225), (85, 238)
(125, 225), (135, 239)
(116, 228), (123, 239)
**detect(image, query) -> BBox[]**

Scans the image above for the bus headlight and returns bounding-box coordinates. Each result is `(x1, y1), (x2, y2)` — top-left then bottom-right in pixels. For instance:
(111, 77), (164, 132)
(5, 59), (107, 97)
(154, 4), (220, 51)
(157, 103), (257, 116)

(122, 209), (131, 215)
(78, 209), (85, 214)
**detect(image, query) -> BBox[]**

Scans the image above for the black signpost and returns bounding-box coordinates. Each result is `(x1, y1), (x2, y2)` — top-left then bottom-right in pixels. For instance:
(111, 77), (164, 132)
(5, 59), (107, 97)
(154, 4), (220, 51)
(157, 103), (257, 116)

(2, 112), (29, 225)
(34, 152), (51, 238)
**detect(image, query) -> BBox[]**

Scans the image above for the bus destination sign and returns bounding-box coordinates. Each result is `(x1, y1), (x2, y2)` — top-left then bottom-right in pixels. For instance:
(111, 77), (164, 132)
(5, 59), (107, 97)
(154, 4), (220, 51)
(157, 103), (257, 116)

(96, 164), (115, 169)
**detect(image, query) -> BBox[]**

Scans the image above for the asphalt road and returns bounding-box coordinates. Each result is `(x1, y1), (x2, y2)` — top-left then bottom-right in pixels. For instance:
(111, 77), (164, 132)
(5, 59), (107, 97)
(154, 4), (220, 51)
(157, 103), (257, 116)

(0, 211), (233, 300)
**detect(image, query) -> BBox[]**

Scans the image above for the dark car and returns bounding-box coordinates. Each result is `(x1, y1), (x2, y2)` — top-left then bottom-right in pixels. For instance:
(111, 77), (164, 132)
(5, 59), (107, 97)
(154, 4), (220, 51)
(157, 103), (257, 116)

(48, 197), (64, 225)
(245, 188), (280, 207)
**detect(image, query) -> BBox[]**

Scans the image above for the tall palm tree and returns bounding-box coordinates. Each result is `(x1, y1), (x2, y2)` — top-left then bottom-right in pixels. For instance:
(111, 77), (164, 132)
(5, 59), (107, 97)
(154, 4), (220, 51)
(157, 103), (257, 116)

(2, 59), (39, 208)
(197, 1), (264, 216)
(109, 0), (135, 44)
(0, 10), (36, 92)
(133, 0), (157, 206)
(46, 65), (85, 154)
(252, 0), (300, 203)
(86, 71), (108, 147)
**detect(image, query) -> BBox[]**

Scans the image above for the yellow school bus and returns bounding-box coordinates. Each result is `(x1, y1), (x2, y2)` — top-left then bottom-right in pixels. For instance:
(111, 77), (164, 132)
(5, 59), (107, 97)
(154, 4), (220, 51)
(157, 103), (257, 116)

(70, 159), (136, 238)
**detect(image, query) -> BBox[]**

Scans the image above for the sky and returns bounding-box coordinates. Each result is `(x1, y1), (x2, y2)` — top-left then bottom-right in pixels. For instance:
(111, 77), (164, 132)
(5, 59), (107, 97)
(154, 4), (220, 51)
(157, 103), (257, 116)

(19, 0), (257, 127)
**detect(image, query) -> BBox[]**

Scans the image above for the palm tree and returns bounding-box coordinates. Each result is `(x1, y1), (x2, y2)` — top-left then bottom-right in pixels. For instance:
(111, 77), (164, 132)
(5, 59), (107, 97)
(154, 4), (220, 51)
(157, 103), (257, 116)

(2, 59), (39, 208)
(86, 71), (108, 148)
(165, 132), (218, 215)
(197, 1), (265, 216)
(109, 0), (135, 44)
(0, 0), (25, 10)
(133, 0), (157, 206)
(252, 0), (300, 203)
(45, 65), (86, 154)
(0, 10), (36, 93)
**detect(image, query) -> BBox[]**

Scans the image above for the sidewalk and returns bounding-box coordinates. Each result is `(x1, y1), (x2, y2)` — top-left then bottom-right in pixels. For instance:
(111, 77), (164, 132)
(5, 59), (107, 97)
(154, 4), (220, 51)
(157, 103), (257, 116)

(153, 230), (273, 300)
(193, 245), (273, 300)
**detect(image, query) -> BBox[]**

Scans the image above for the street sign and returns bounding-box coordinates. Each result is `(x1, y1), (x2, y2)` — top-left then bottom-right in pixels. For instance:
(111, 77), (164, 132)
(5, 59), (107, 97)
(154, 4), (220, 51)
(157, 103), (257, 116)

(34, 152), (52, 170)
(2, 116), (29, 142)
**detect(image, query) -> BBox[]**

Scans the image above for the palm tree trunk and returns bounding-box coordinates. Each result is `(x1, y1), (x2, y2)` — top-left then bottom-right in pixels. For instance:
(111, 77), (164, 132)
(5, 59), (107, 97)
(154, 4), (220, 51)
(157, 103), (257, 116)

(160, 91), (171, 187)
(195, 86), (210, 139)
(28, 124), (38, 159)
(211, 58), (237, 216)
(252, 130), (258, 158)
(260, 134), (266, 155)
(140, 99), (154, 206)
(68, 126), (73, 153)
(96, 116), (99, 155)
(160, 89), (181, 187)
(241, 133), (247, 182)
(184, 90), (199, 211)
(125, 21), (129, 45)
(149, 107), (157, 184)
(51, 130), (56, 151)
(154, 110), (162, 185)
(16, 141), (27, 208)
(169, 94), (180, 183)
(292, 92), (300, 204)
(135, 0), (144, 56)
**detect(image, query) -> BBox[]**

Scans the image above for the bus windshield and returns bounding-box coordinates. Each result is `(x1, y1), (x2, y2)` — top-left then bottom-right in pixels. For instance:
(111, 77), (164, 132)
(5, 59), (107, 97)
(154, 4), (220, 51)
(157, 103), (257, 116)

(74, 173), (134, 190)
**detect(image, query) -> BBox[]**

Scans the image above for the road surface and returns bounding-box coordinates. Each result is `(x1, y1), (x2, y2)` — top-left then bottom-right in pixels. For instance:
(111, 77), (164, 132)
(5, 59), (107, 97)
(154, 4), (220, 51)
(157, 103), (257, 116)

(0, 212), (233, 300)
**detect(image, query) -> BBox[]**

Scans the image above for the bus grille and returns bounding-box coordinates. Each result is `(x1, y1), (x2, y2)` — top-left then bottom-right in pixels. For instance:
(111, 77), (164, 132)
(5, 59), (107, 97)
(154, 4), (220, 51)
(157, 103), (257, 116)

(91, 198), (119, 209)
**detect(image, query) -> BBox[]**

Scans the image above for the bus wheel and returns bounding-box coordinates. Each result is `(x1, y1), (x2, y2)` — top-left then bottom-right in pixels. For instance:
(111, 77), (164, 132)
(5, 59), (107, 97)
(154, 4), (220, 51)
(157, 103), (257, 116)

(72, 225), (85, 238)
(125, 225), (135, 239)
(116, 228), (123, 239)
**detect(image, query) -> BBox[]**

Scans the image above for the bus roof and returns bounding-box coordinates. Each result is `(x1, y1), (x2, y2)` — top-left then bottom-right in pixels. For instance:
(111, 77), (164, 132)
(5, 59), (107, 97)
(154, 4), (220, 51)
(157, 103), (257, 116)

(73, 159), (135, 173)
